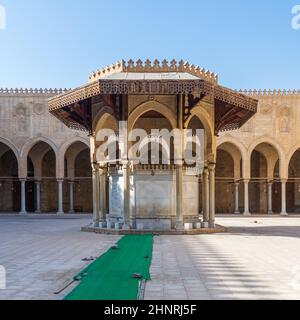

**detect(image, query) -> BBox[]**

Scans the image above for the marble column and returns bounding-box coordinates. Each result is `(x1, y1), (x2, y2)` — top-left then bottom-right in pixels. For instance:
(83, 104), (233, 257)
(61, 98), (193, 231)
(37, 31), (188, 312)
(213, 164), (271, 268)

(131, 169), (137, 229)
(68, 181), (75, 214)
(57, 179), (64, 215)
(208, 163), (216, 228)
(123, 162), (131, 228)
(234, 182), (240, 214)
(176, 164), (184, 229)
(243, 179), (251, 216)
(35, 181), (41, 213)
(20, 179), (27, 215)
(281, 179), (288, 216)
(99, 168), (106, 224)
(102, 168), (107, 218)
(268, 181), (273, 214)
(92, 166), (100, 227)
(202, 167), (209, 227)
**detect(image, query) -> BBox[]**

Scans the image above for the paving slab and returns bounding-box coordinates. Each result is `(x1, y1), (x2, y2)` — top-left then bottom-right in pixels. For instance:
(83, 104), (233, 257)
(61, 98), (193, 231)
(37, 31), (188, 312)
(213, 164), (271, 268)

(0, 215), (120, 300)
(145, 217), (300, 300)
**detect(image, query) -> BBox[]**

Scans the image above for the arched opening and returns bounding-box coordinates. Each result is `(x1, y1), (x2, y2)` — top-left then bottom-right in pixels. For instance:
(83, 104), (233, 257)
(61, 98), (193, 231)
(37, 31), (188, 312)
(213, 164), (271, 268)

(186, 116), (205, 216)
(216, 142), (242, 214)
(216, 150), (235, 213)
(133, 110), (174, 166)
(250, 143), (280, 214)
(95, 113), (119, 165)
(64, 141), (92, 213)
(0, 142), (19, 212)
(27, 141), (57, 213)
(288, 150), (300, 213)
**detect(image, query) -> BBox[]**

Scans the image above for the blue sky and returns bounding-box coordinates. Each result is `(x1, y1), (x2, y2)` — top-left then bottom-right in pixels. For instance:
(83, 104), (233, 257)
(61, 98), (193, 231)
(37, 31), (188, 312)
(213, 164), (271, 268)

(0, 0), (299, 89)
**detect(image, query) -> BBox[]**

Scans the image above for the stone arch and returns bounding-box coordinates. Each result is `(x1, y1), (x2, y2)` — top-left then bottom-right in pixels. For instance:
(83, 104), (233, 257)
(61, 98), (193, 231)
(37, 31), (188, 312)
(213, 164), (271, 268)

(247, 137), (286, 179)
(286, 145), (300, 213)
(217, 142), (243, 180)
(185, 106), (215, 159)
(57, 137), (90, 179)
(94, 107), (119, 135)
(0, 139), (19, 212)
(0, 137), (19, 163)
(287, 143), (300, 169)
(19, 137), (58, 178)
(128, 100), (177, 131)
(217, 136), (248, 179)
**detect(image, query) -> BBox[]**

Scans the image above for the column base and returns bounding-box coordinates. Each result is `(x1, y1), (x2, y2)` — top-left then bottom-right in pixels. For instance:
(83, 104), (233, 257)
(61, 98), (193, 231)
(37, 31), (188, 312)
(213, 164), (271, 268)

(99, 221), (107, 228)
(57, 211), (65, 216)
(68, 210), (75, 214)
(209, 222), (215, 228)
(201, 222), (209, 228)
(280, 212), (288, 216)
(234, 211), (241, 215)
(243, 212), (251, 216)
(268, 211), (274, 215)
(175, 223), (184, 231)
(19, 211), (27, 216)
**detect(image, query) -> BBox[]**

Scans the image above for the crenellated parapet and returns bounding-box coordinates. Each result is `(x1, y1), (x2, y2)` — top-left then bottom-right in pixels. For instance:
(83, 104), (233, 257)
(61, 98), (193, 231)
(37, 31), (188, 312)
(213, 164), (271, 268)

(89, 59), (219, 84)
(0, 88), (70, 95)
(239, 89), (300, 97)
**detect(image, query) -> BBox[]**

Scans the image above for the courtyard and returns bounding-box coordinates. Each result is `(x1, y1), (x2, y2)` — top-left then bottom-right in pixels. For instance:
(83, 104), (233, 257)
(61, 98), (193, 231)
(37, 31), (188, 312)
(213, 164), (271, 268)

(0, 215), (300, 300)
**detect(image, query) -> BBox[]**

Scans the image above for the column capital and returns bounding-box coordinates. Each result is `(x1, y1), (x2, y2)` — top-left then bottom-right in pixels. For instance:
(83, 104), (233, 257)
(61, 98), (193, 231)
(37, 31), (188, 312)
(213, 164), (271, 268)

(243, 178), (250, 184)
(281, 178), (288, 184)
(92, 162), (100, 171)
(208, 162), (216, 171)
(57, 178), (64, 183)
(19, 178), (27, 182)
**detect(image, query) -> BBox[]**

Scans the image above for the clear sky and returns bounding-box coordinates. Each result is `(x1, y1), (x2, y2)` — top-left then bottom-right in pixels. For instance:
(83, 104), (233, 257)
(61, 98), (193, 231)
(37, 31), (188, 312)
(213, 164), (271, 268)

(0, 0), (299, 89)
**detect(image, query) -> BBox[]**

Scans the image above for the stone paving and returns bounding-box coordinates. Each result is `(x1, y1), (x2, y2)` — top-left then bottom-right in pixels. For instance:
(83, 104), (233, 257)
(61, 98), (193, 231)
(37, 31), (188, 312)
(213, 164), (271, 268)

(0, 215), (120, 300)
(145, 217), (300, 300)
(1, 215), (300, 300)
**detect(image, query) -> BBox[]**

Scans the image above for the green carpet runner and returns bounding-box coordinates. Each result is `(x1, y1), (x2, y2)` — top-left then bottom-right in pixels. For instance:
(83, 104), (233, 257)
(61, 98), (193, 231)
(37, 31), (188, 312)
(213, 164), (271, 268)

(64, 235), (153, 300)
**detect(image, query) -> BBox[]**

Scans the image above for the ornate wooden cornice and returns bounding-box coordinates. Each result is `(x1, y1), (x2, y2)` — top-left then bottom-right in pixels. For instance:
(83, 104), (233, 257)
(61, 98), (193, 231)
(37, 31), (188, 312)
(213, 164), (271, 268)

(48, 80), (258, 112)
(47, 60), (259, 134)
(48, 80), (213, 111)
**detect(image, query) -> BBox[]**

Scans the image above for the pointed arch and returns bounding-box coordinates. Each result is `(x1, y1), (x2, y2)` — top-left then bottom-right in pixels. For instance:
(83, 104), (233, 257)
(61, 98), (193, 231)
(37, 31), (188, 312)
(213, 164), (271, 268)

(0, 137), (19, 163)
(247, 137), (286, 179)
(19, 137), (58, 178)
(128, 100), (177, 131)
(57, 137), (90, 178)
(185, 106), (215, 157)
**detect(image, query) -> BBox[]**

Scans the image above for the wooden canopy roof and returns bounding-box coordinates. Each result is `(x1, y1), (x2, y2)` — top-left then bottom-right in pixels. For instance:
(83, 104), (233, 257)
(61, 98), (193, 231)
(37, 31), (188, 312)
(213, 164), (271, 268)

(48, 60), (258, 134)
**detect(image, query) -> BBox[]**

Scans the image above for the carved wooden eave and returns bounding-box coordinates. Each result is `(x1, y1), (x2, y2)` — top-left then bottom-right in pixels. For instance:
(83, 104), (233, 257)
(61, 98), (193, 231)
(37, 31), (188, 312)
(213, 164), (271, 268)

(48, 60), (258, 134)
